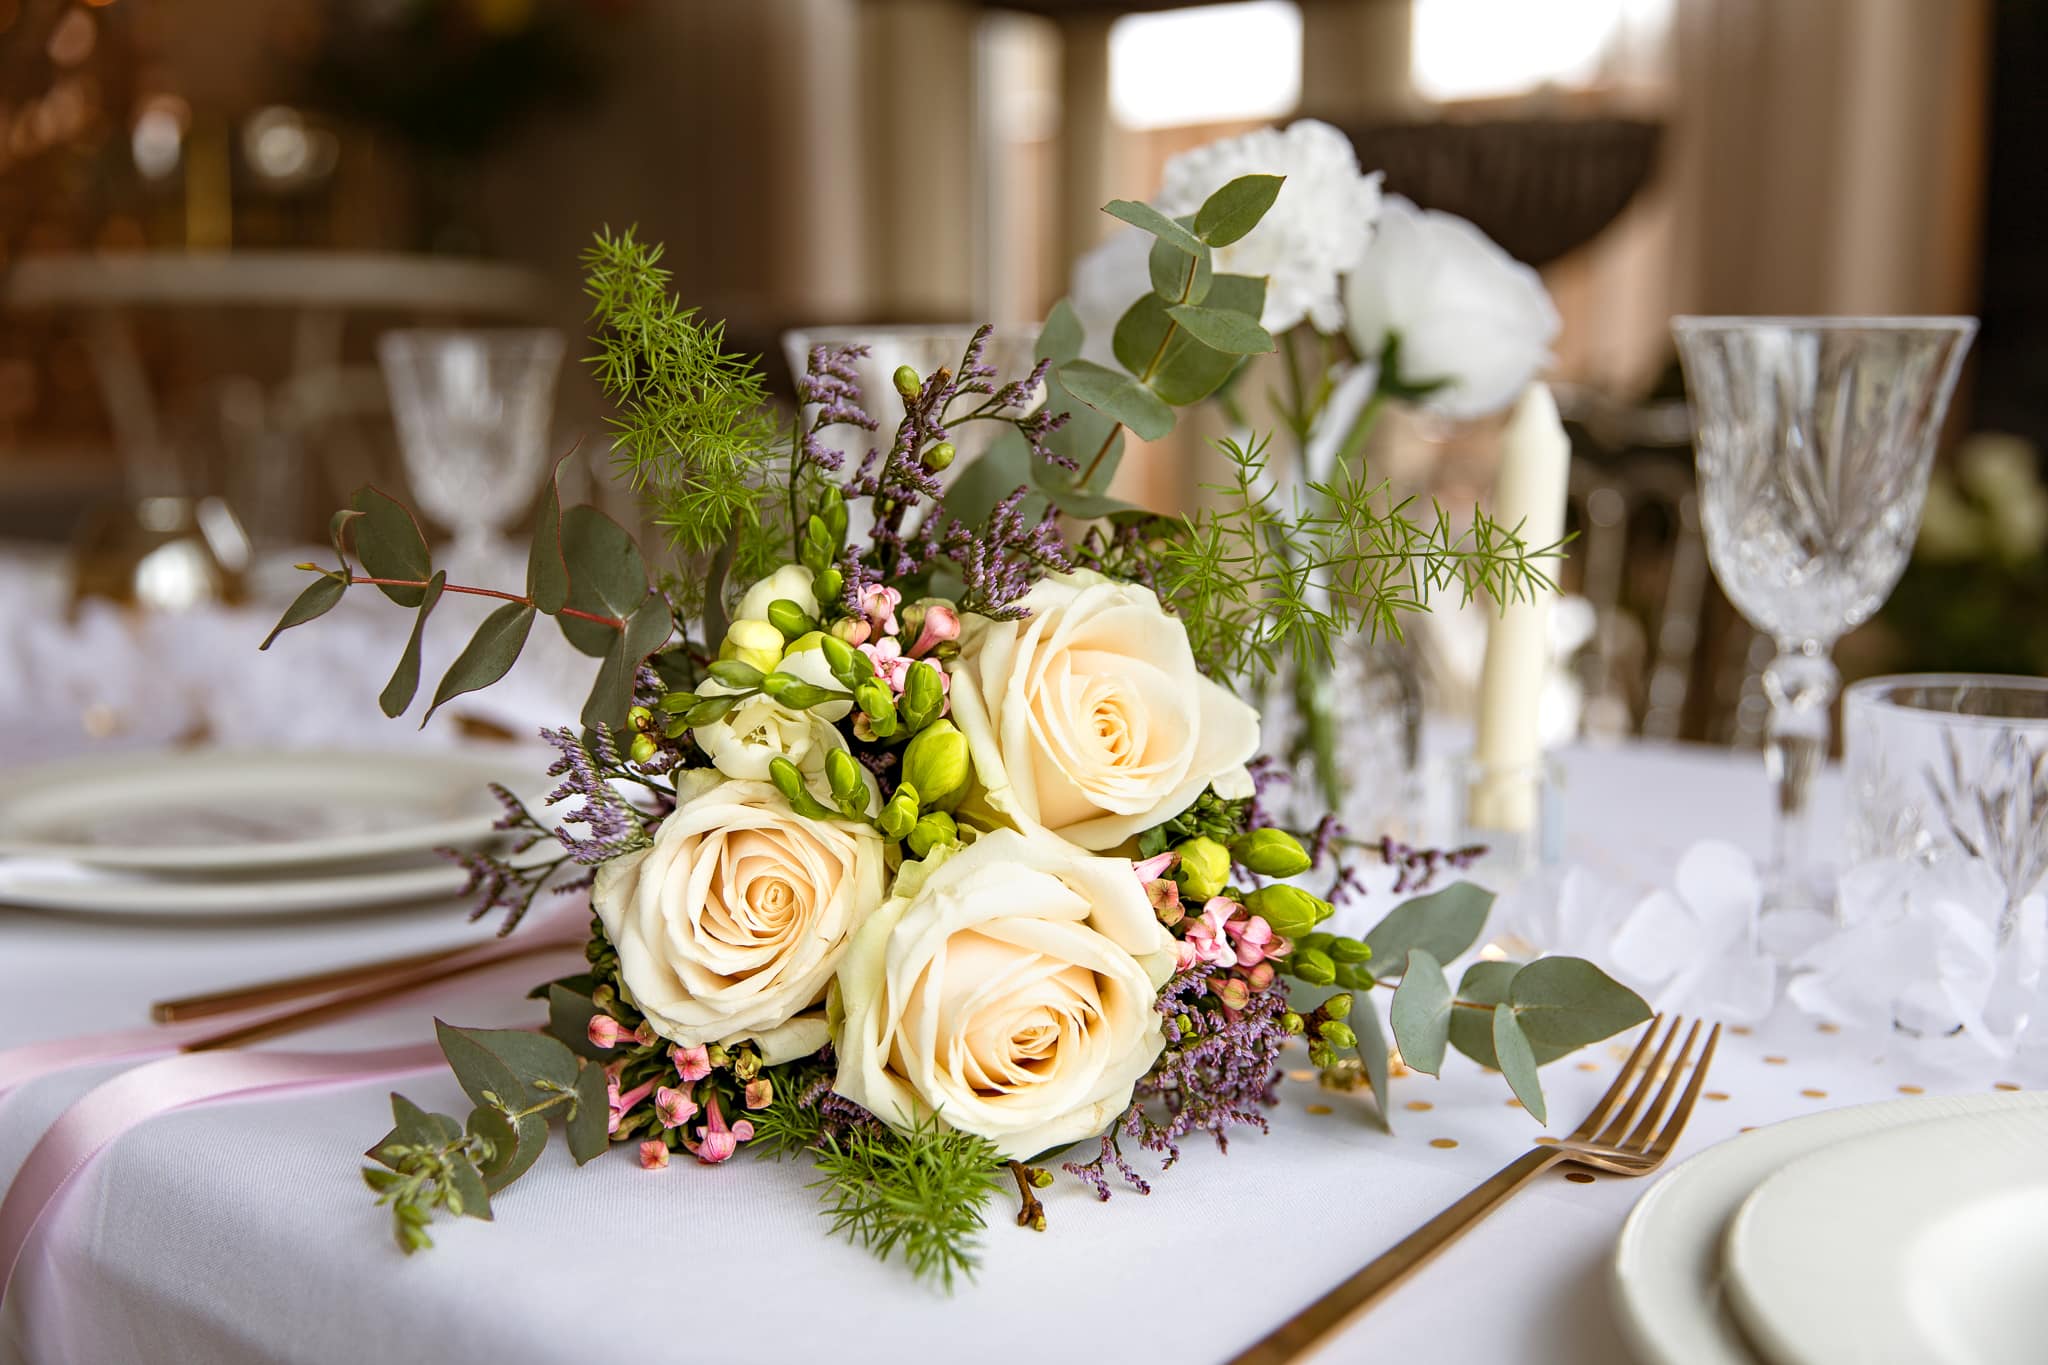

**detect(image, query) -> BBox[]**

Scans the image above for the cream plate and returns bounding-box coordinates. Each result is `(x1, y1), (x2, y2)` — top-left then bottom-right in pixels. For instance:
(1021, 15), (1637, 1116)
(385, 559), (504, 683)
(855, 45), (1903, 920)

(1724, 1106), (2048, 1365)
(0, 750), (534, 873)
(1610, 1090), (2048, 1365)
(0, 858), (477, 917)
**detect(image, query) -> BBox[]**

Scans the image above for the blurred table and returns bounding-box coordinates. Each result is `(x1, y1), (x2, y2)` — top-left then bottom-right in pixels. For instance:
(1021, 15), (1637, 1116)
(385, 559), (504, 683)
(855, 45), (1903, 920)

(2, 739), (2033, 1365)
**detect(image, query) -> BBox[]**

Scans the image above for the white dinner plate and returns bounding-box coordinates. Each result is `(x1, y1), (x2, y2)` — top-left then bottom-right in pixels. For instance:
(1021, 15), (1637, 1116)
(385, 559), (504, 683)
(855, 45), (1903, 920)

(0, 857), (481, 918)
(1610, 1089), (2048, 1365)
(1724, 1107), (2048, 1365)
(0, 749), (534, 873)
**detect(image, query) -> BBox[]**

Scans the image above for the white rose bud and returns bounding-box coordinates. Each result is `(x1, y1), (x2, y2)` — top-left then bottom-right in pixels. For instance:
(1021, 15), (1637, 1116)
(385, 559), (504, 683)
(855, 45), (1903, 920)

(1343, 195), (1559, 421)
(947, 570), (1261, 850)
(594, 772), (888, 1063)
(831, 828), (1175, 1159)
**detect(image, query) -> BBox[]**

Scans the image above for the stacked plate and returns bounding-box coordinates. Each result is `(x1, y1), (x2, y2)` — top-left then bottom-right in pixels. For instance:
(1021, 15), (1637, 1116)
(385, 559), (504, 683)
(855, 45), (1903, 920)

(1613, 1089), (2048, 1365)
(0, 751), (537, 918)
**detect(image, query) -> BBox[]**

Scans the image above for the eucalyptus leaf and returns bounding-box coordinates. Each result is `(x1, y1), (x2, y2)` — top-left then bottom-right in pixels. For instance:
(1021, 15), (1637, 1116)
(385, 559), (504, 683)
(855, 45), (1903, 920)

(452, 1024), (582, 1091)
(557, 504), (650, 657)
(1148, 232), (1212, 304)
(423, 601), (535, 724)
(370, 1093), (459, 1165)
(328, 508), (363, 569)
(1447, 959), (1536, 1070)
(546, 980), (609, 1060)
(1350, 991), (1393, 1134)
(1388, 949), (1452, 1077)
(581, 594), (672, 730)
(566, 1062), (611, 1166)
(527, 466), (568, 614)
(443, 1152), (493, 1221)
(1491, 1004), (1548, 1123)
(1112, 278), (1264, 407)
(378, 571), (445, 718)
(1101, 198), (1205, 255)
(1166, 303), (1275, 355)
(1508, 957), (1653, 1057)
(1038, 297), (1084, 364)
(1193, 173), (1284, 247)
(260, 573), (347, 651)
(464, 1105), (521, 1197)
(1361, 882), (1494, 979)
(349, 486), (433, 606)
(1056, 360), (1175, 441)
(435, 1019), (548, 1112)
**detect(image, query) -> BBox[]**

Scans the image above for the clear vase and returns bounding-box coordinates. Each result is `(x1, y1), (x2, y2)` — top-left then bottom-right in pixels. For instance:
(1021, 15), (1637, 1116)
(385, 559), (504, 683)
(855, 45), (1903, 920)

(1260, 634), (1423, 839)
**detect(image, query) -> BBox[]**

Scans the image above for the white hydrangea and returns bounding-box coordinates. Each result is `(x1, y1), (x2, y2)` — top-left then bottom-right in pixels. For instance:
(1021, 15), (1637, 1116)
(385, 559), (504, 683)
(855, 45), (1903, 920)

(1155, 119), (1382, 335)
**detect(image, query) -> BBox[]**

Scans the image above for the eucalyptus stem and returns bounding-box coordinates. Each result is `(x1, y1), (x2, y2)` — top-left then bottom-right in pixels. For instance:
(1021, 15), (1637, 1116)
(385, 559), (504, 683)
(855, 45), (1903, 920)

(343, 576), (622, 630)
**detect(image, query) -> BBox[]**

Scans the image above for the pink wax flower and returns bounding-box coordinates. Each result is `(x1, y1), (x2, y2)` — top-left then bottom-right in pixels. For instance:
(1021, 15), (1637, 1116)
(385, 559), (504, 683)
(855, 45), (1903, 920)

(689, 1092), (756, 1165)
(858, 584), (901, 637)
(1178, 900), (1241, 972)
(907, 602), (960, 658)
(672, 1044), (712, 1083)
(1131, 850), (1179, 883)
(586, 1016), (653, 1050)
(638, 1140), (670, 1171)
(655, 1085), (699, 1130)
(1211, 974), (1251, 1012)
(1231, 914), (1285, 968)
(607, 1074), (656, 1135)
(1246, 961), (1277, 992)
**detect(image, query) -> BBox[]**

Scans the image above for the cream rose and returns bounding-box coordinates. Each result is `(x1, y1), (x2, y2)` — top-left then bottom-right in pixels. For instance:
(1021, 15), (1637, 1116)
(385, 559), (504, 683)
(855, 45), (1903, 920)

(831, 828), (1175, 1158)
(593, 772), (887, 1063)
(948, 570), (1261, 850)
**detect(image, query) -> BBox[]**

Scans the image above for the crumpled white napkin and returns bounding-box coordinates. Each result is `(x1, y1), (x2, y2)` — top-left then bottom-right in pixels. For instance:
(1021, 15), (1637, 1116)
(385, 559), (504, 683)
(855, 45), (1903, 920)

(1609, 841), (1778, 1024)
(1789, 858), (2047, 1062)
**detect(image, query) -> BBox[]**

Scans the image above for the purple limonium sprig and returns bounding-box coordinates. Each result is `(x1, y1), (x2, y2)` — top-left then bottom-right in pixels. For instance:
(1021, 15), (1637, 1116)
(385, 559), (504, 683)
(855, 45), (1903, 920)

(949, 487), (1073, 620)
(540, 724), (657, 865)
(797, 342), (878, 473)
(1375, 836), (1486, 895)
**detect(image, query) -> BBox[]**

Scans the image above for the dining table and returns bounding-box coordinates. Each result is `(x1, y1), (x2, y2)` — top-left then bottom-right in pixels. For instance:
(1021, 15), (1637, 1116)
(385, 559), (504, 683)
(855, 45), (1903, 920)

(3, 730), (2033, 1365)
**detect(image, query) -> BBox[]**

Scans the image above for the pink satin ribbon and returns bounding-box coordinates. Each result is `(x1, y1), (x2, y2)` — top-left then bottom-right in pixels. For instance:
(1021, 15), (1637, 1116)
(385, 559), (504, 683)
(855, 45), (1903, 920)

(0, 907), (590, 1303)
(0, 1042), (448, 1299)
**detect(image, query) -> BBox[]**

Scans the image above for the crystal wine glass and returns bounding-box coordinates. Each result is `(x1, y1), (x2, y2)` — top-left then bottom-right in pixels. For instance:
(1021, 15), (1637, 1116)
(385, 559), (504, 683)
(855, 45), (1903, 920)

(1673, 316), (1976, 928)
(378, 328), (564, 578)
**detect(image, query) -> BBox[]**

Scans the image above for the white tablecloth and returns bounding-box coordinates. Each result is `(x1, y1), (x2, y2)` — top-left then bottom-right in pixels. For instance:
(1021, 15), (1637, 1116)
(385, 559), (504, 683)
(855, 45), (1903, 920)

(0, 740), (2032, 1365)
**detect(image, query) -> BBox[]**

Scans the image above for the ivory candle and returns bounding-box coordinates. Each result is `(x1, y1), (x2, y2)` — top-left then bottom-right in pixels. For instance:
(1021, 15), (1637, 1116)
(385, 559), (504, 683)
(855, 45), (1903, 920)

(1470, 382), (1571, 832)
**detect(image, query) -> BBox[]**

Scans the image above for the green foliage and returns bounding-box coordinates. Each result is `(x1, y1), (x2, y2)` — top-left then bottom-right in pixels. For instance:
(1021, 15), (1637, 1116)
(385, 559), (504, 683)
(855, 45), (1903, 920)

(1133, 787), (1252, 858)
(259, 572), (346, 650)
(1387, 949), (1452, 1076)
(1142, 434), (1562, 687)
(1193, 173), (1284, 247)
(1361, 882), (1494, 976)
(809, 1115), (1007, 1291)
(582, 226), (781, 562)
(1491, 1006), (1546, 1123)
(378, 571), (445, 718)
(425, 601), (537, 724)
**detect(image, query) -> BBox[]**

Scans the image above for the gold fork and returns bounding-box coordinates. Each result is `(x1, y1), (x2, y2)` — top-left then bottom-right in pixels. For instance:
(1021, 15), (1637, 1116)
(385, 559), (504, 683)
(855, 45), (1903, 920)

(1228, 1015), (1721, 1365)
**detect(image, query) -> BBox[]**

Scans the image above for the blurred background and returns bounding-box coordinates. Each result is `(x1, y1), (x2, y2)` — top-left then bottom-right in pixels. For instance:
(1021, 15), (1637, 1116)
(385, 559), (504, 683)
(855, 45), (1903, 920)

(0, 0), (2041, 761)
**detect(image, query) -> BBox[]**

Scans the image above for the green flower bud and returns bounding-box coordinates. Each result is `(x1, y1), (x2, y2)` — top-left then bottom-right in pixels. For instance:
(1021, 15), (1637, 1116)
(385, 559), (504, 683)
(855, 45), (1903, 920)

(628, 733), (659, 766)
(1322, 992), (1353, 1019)
(1328, 937), (1373, 965)
(1030, 1167), (1053, 1189)
(766, 598), (818, 640)
(901, 720), (969, 805)
(906, 811), (957, 858)
(854, 679), (899, 736)
(923, 440), (956, 471)
(820, 634), (870, 687)
(733, 1049), (762, 1081)
(626, 705), (654, 732)
(657, 691), (699, 714)
(1230, 827), (1312, 878)
(1318, 1020), (1358, 1050)
(1333, 963), (1375, 992)
(685, 695), (737, 727)
(1292, 946), (1336, 987)
(1280, 1011), (1306, 1036)
(893, 364), (921, 398)
(877, 786), (920, 840)
(1174, 836), (1232, 902)
(900, 658), (945, 731)
(819, 490), (848, 542)
(1243, 884), (1334, 939)
(826, 748), (869, 810)
(815, 567), (845, 603)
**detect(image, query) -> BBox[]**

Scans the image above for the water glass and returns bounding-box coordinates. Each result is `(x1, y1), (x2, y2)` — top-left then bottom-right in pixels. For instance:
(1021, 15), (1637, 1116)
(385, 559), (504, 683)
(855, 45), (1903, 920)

(378, 329), (564, 576)
(1673, 316), (1975, 922)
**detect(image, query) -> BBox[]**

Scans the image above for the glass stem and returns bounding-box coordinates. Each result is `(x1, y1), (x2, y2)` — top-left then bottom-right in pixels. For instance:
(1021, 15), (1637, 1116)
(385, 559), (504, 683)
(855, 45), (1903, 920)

(1761, 639), (1839, 914)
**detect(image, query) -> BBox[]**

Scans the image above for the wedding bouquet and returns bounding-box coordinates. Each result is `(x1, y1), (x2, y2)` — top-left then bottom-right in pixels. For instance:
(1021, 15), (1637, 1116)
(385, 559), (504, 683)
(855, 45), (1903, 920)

(266, 160), (1648, 1286)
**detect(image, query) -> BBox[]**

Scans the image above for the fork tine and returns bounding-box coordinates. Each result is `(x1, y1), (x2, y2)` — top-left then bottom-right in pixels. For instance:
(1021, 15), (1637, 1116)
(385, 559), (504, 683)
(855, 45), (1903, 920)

(1645, 1022), (1721, 1162)
(1617, 1018), (1704, 1152)
(1594, 1016), (1685, 1146)
(1566, 1014), (1670, 1143)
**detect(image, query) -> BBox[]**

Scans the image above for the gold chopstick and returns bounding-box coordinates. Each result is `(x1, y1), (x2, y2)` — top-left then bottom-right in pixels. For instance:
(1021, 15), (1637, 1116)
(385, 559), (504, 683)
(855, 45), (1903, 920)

(152, 944), (477, 1022)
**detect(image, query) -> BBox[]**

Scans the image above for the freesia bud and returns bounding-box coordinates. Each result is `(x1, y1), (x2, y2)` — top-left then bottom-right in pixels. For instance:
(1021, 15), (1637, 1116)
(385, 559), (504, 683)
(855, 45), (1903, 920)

(877, 785), (920, 841)
(1243, 884), (1333, 939)
(1322, 992), (1353, 1019)
(893, 364), (921, 398)
(815, 566), (845, 602)
(901, 720), (969, 804)
(1174, 836), (1231, 902)
(1280, 1011), (1306, 1035)
(1329, 937), (1373, 965)
(628, 733), (660, 766)
(721, 618), (786, 675)
(1231, 828), (1313, 878)
(1318, 1020), (1358, 1050)
(766, 598), (817, 639)
(906, 811), (957, 858)
(1292, 946), (1337, 987)
(900, 658), (946, 731)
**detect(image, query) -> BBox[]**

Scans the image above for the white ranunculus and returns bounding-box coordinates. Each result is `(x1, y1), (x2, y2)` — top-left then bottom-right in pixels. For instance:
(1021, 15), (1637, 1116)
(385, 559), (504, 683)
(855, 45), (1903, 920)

(594, 772), (888, 1061)
(1343, 195), (1560, 421)
(1155, 119), (1382, 335)
(947, 570), (1261, 851)
(831, 828), (1175, 1159)
(692, 672), (849, 794)
(733, 564), (819, 624)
